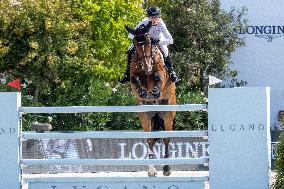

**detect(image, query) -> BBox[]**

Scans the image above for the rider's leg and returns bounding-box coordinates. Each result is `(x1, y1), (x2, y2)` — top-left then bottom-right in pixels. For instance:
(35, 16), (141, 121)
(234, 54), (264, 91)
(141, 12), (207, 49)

(164, 56), (181, 83)
(119, 47), (134, 84)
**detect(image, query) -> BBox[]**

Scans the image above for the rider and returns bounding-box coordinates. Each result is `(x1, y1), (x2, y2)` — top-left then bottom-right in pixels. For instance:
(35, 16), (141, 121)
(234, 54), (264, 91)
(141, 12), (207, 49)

(119, 6), (180, 84)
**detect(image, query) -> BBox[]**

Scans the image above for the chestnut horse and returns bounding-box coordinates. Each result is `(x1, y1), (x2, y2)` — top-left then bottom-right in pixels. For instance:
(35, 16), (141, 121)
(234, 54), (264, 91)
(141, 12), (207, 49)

(125, 22), (176, 177)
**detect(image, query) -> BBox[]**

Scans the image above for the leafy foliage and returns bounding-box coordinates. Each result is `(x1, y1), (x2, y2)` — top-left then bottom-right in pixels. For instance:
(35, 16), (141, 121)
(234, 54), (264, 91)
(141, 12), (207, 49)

(175, 84), (207, 130)
(106, 84), (141, 131)
(274, 132), (284, 189)
(73, 0), (145, 80)
(0, 0), (144, 130)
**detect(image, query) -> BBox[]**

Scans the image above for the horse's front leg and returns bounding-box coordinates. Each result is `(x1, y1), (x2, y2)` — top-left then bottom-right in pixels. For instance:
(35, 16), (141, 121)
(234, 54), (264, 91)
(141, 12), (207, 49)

(131, 75), (148, 99)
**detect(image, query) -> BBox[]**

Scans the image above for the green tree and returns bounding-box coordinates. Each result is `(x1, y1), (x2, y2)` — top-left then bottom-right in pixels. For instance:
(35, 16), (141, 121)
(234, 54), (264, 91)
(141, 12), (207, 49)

(0, 0), (94, 101)
(274, 132), (284, 189)
(0, 0), (144, 130)
(74, 0), (145, 80)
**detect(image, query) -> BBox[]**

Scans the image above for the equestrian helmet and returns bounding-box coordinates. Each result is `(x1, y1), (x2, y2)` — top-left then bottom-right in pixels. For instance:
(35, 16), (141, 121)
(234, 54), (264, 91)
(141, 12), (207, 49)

(147, 7), (161, 17)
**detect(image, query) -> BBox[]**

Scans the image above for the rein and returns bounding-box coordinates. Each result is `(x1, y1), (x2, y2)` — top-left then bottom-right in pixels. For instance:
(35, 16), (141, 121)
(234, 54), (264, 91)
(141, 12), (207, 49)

(134, 41), (162, 71)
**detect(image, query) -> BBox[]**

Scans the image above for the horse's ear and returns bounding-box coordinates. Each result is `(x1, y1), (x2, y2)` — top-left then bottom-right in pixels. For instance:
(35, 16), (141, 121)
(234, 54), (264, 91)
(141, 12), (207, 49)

(125, 25), (135, 35)
(143, 21), (152, 33)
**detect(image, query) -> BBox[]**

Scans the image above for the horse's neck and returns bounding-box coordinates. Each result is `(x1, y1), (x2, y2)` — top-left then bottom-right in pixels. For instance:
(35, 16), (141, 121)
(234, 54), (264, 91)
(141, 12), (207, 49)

(132, 51), (142, 64)
(132, 45), (165, 73)
(153, 47), (165, 70)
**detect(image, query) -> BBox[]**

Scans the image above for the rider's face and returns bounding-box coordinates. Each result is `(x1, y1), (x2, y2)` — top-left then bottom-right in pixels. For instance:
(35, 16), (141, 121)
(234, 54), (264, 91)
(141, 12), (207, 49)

(149, 16), (160, 25)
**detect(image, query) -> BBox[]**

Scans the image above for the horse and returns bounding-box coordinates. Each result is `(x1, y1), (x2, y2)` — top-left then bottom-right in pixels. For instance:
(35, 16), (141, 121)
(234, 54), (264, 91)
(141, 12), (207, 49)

(125, 22), (176, 177)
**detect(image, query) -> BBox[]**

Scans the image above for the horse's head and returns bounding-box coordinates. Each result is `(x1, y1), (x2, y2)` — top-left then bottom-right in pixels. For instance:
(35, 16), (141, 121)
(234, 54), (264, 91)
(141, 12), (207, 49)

(125, 22), (154, 75)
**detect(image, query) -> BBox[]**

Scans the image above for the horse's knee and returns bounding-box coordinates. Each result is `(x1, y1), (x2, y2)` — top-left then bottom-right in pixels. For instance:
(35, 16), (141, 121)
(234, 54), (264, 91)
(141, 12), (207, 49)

(147, 138), (154, 145)
(147, 138), (155, 150)
(163, 137), (170, 145)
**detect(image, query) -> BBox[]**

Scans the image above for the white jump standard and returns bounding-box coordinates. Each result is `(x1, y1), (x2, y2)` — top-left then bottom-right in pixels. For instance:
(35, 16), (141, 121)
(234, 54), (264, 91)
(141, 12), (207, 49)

(0, 87), (271, 189)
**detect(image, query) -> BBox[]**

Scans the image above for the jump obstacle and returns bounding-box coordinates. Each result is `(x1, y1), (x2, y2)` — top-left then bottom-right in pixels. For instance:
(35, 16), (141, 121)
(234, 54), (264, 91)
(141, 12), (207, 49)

(0, 87), (271, 189)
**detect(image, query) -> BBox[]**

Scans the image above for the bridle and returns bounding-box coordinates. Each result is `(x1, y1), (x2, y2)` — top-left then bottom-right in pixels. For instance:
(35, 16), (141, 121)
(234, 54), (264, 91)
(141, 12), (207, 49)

(133, 34), (160, 74)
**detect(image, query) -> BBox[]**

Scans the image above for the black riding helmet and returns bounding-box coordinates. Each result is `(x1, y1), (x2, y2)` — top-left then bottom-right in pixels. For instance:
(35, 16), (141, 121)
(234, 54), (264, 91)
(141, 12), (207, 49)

(147, 7), (161, 17)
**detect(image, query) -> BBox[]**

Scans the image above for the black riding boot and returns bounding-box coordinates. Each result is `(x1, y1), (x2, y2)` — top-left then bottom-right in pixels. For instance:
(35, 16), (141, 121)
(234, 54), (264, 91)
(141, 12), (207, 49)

(164, 56), (181, 83)
(119, 60), (130, 84)
(119, 48), (134, 84)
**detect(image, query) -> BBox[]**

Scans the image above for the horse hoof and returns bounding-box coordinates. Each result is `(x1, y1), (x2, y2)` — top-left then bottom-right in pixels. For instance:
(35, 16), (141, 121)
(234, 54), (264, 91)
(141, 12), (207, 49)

(163, 165), (171, 176)
(148, 165), (157, 177)
(163, 170), (171, 176)
(148, 171), (157, 177)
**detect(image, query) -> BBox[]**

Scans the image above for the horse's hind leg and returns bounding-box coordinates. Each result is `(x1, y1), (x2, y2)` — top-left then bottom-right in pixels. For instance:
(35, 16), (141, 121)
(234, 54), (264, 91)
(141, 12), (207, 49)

(147, 138), (157, 177)
(163, 137), (171, 176)
(138, 113), (157, 177)
(162, 114), (175, 176)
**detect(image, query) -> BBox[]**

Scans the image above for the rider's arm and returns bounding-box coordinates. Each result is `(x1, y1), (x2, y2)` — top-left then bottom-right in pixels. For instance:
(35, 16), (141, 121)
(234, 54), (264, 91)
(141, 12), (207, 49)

(159, 20), (173, 46)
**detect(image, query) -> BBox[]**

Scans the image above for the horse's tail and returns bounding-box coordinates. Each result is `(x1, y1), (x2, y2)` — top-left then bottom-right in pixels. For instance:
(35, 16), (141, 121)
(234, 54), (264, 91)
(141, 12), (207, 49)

(151, 113), (165, 144)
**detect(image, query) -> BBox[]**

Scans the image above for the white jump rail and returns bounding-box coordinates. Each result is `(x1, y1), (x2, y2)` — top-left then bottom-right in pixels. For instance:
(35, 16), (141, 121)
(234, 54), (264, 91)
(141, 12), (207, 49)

(19, 104), (207, 113)
(20, 103), (209, 188)
(22, 158), (208, 166)
(22, 130), (208, 139)
(0, 88), (272, 189)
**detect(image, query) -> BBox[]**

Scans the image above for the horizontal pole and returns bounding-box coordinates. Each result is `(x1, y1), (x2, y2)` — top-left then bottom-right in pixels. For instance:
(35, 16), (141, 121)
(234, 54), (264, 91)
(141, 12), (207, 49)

(24, 176), (209, 183)
(19, 104), (207, 114)
(21, 158), (208, 166)
(22, 130), (208, 139)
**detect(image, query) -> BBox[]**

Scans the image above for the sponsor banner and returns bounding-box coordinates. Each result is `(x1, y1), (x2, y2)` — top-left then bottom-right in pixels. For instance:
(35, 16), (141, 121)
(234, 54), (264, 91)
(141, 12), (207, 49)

(22, 137), (208, 173)
(22, 137), (278, 173)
